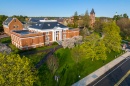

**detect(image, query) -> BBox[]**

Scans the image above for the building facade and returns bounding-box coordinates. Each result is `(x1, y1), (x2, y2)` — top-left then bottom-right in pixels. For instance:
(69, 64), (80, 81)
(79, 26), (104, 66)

(3, 18), (23, 36)
(10, 19), (79, 50)
(90, 8), (95, 27)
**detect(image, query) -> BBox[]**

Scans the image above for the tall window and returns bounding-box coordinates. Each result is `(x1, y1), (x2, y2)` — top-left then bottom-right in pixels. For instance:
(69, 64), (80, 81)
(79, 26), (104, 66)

(63, 34), (66, 40)
(46, 36), (49, 41)
(46, 32), (49, 35)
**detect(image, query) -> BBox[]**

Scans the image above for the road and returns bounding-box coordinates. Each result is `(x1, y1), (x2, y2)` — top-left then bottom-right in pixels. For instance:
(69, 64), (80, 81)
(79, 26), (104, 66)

(88, 56), (130, 86)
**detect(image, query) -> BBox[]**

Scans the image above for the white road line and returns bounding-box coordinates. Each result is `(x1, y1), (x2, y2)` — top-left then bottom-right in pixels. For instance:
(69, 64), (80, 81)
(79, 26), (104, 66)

(93, 57), (130, 86)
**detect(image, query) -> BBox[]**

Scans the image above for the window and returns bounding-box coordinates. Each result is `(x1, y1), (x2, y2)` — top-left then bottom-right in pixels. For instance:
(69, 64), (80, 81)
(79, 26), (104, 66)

(46, 36), (49, 41)
(63, 30), (66, 32)
(63, 34), (66, 39)
(13, 25), (15, 28)
(14, 19), (16, 22)
(56, 31), (58, 34)
(46, 32), (49, 35)
(16, 25), (18, 28)
(48, 24), (50, 26)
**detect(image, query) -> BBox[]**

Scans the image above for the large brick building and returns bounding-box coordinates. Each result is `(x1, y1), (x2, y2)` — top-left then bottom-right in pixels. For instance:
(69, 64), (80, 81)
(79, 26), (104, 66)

(10, 19), (79, 50)
(3, 18), (23, 35)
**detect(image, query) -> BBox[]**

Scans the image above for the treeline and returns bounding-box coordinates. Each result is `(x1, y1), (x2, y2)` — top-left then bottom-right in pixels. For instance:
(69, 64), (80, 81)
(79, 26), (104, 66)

(0, 15), (28, 32)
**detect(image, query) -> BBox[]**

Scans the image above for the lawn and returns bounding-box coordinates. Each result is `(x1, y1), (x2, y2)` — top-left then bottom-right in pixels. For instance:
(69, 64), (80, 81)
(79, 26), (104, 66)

(35, 48), (124, 86)
(0, 37), (11, 43)
(0, 37), (125, 86)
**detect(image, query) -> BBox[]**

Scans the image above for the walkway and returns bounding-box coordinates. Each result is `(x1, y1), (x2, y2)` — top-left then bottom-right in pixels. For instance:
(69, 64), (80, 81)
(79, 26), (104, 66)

(72, 52), (130, 86)
(35, 45), (62, 69)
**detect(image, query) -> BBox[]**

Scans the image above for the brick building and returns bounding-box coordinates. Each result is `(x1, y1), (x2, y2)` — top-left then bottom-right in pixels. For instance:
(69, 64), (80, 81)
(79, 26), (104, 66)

(11, 30), (44, 50)
(90, 8), (95, 27)
(3, 18), (23, 36)
(11, 19), (79, 50)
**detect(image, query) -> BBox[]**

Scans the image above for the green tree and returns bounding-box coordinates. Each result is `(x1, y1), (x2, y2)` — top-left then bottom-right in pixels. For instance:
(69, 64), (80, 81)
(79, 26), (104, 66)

(83, 10), (90, 28)
(95, 40), (107, 61)
(71, 45), (85, 64)
(74, 11), (78, 16)
(123, 13), (129, 18)
(94, 20), (103, 33)
(12, 15), (28, 22)
(0, 53), (37, 86)
(81, 33), (107, 61)
(73, 11), (79, 28)
(103, 22), (122, 52)
(0, 15), (8, 32)
(79, 10), (90, 39)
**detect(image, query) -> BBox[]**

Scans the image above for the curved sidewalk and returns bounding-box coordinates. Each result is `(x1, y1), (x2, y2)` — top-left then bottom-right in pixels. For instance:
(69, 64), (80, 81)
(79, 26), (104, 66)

(72, 52), (130, 86)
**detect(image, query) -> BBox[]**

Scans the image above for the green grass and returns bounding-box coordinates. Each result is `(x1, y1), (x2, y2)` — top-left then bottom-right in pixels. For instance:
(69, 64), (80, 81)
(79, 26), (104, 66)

(1, 37), (125, 86)
(36, 48), (124, 86)
(24, 52), (46, 65)
(0, 37), (11, 43)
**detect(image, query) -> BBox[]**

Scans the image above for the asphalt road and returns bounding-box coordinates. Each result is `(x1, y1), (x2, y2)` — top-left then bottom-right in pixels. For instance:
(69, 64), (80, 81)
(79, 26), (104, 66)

(88, 56), (130, 86)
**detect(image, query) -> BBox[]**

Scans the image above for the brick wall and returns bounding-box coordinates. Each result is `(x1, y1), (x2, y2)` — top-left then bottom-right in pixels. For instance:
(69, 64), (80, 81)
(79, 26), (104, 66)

(11, 31), (44, 50)
(3, 18), (23, 36)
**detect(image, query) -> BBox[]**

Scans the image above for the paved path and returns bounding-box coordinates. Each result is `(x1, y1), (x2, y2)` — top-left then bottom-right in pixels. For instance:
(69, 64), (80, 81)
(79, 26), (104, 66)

(20, 46), (56, 56)
(35, 45), (62, 69)
(72, 52), (130, 86)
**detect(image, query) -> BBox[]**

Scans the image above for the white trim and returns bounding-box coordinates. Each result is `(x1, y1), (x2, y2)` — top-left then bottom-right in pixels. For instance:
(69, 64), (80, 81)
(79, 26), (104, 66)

(20, 35), (44, 39)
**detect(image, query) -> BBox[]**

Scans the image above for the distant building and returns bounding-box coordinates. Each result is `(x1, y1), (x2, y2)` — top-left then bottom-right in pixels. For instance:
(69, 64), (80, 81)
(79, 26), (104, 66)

(3, 18), (23, 36)
(90, 8), (95, 27)
(10, 19), (79, 50)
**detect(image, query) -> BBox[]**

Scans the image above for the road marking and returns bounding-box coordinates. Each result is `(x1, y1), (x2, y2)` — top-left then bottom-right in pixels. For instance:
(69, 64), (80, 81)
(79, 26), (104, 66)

(114, 70), (130, 86)
(93, 58), (130, 86)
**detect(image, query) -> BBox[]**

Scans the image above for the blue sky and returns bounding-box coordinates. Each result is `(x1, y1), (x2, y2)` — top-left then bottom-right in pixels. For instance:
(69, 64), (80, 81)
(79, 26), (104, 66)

(0, 0), (129, 17)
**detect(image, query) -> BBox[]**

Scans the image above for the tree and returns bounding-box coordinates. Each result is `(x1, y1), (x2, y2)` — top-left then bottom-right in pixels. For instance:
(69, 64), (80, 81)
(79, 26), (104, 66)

(116, 18), (130, 39)
(0, 53), (37, 86)
(113, 13), (129, 21)
(62, 36), (82, 49)
(74, 11), (78, 16)
(71, 45), (85, 64)
(103, 22), (122, 52)
(79, 10), (90, 39)
(123, 13), (129, 18)
(94, 20), (103, 33)
(12, 15), (28, 22)
(47, 55), (59, 74)
(0, 15), (8, 32)
(95, 40), (107, 61)
(83, 10), (90, 28)
(81, 33), (107, 61)
(73, 11), (79, 28)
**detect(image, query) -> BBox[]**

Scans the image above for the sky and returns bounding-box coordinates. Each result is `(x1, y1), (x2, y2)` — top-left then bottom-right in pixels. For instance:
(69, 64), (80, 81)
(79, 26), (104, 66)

(0, 0), (130, 18)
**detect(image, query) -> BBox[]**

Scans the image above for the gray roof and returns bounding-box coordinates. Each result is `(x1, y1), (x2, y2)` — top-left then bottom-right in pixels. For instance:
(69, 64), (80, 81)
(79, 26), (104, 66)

(3, 17), (13, 25)
(90, 8), (95, 14)
(29, 17), (47, 23)
(13, 30), (35, 35)
(30, 21), (67, 29)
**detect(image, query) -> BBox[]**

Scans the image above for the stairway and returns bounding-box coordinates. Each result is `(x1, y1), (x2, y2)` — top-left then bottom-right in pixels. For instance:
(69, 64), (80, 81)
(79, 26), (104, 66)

(56, 40), (62, 45)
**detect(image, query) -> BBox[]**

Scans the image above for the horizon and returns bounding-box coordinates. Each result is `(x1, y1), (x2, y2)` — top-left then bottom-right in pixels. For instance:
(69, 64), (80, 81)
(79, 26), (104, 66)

(0, 0), (130, 18)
